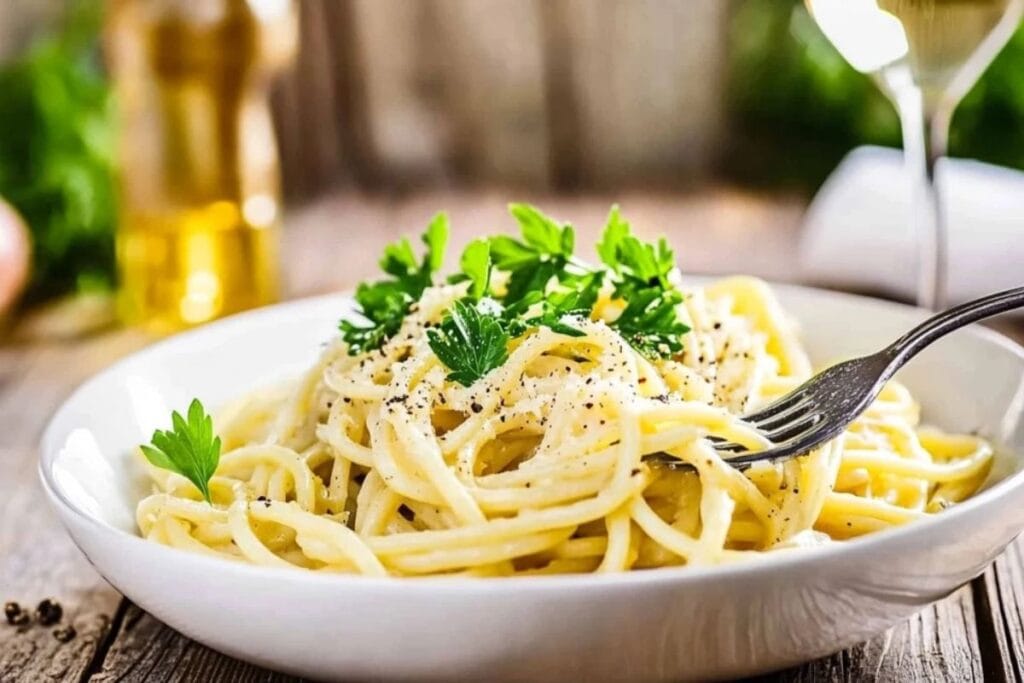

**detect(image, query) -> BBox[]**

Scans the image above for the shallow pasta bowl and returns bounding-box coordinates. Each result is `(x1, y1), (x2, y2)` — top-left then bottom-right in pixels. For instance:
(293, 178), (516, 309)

(40, 280), (1024, 682)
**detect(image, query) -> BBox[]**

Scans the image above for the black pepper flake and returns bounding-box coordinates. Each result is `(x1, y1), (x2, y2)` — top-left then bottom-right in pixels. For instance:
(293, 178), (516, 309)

(35, 599), (63, 626)
(342, 397), (351, 403)
(4, 602), (24, 625)
(713, 322), (722, 330)
(630, 468), (642, 476)
(638, 377), (647, 384)
(470, 402), (483, 414)
(53, 625), (76, 643)
(585, 402), (594, 409)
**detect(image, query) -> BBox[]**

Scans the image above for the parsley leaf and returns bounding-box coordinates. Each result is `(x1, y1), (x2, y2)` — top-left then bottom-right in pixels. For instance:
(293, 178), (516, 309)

(340, 213), (449, 354)
(597, 206), (690, 359)
(427, 300), (510, 387)
(491, 204), (576, 305)
(506, 270), (604, 338)
(140, 399), (221, 503)
(456, 238), (492, 300)
(596, 205), (630, 270)
(611, 288), (691, 359)
(597, 206), (674, 297)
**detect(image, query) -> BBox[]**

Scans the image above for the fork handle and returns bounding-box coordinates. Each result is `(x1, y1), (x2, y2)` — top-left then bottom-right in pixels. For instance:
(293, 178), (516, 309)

(887, 286), (1024, 364)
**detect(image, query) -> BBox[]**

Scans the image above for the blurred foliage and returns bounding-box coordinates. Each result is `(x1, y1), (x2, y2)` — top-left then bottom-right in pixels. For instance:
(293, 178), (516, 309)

(0, 1), (115, 302)
(727, 0), (1024, 192)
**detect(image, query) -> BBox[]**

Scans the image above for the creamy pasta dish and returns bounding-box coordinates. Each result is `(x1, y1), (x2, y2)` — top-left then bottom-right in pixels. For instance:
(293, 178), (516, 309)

(135, 205), (992, 577)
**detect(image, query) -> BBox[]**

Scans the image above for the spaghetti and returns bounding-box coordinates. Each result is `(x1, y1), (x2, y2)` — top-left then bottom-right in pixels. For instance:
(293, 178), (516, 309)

(136, 276), (992, 577)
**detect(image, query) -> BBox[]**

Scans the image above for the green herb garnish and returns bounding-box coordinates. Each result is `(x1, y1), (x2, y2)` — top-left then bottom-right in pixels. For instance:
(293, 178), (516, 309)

(140, 399), (221, 504)
(454, 238), (492, 300)
(596, 205), (690, 354)
(427, 300), (510, 387)
(597, 205), (674, 297)
(505, 270), (604, 338)
(340, 213), (449, 354)
(490, 203), (576, 305)
(610, 287), (689, 359)
(343, 203), (694, 384)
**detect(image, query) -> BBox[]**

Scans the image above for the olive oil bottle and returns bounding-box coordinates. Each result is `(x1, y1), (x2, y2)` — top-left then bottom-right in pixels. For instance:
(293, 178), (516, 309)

(106, 0), (297, 332)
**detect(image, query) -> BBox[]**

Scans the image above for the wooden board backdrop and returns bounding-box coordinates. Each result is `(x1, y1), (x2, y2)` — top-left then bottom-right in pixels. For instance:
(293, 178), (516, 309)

(269, 0), (729, 197)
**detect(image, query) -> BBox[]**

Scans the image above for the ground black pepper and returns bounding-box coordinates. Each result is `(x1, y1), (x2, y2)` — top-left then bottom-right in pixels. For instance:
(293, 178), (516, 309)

(53, 625), (76, 643)
(470, 402), (483, 413)
(4, 602), (24, 626)
(35, 599), (62, 626)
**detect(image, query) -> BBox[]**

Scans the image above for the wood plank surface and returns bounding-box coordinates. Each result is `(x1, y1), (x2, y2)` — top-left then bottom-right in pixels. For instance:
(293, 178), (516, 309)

(758, 584), (986, 682)
(1, 189), (1021, 682)
(0, 333), (148, 682)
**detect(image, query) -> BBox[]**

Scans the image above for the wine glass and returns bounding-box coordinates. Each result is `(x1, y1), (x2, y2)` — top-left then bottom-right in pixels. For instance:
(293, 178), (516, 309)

(804, 0), (1024, 310)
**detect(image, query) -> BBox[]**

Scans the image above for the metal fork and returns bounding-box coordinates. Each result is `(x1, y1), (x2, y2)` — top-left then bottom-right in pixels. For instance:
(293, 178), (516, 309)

(646, 286), (1024, 472)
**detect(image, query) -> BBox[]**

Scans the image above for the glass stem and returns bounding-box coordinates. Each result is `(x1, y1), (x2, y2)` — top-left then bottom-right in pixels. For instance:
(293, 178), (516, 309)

(895, 87), (952, 311)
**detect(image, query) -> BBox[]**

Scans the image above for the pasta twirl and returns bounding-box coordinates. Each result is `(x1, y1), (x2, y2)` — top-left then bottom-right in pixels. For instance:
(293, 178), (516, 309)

(136, 276), (992, 576)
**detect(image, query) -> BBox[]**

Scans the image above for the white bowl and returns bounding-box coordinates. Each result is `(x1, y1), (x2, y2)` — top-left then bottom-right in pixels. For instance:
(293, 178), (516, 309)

(41, 281), (1024, 682)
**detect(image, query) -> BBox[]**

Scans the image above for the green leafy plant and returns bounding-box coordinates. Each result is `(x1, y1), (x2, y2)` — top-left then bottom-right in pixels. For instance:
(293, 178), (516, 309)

(727, 0), (1024, 189)
(0, 0), (117, 301)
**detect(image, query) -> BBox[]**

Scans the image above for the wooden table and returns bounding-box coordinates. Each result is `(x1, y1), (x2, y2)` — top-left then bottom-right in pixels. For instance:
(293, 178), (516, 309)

(2, 189), (1022, 682)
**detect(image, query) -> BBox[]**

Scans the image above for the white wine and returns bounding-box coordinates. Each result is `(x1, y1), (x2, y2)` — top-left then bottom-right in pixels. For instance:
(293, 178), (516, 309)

(806, 0), (1024, 107)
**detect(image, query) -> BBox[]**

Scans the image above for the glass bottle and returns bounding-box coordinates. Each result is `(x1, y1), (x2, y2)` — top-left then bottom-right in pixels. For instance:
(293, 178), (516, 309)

(106, 0), (297, 332)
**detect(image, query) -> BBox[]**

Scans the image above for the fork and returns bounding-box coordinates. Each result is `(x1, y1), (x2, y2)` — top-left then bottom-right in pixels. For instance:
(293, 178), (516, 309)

(646, 286), (1024, 472)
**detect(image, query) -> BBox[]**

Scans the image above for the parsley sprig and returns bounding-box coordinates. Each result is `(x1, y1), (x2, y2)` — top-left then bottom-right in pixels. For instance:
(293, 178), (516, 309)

(342, 203), (693, 386)
(140, 399), (221, 503)
(427, 300), (510, 387)
(609, 287), (689, 358)
(596, 205), (690, 356)
(339, 213), (449, 354)
(490, 203), (577, 304)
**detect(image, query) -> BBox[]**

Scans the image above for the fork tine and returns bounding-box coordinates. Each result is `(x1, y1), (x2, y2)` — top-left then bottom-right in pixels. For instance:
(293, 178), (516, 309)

(741, 391), (808, 424)
(750, 399), (814, 430)
(764, 412), (823, 443)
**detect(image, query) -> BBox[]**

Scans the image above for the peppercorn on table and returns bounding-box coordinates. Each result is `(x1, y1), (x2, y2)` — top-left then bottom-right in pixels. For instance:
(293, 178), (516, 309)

(2, 189), (1022, 682)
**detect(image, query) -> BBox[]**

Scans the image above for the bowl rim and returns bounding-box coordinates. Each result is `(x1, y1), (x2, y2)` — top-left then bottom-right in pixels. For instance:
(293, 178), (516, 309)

(39, 281), (1024, 595)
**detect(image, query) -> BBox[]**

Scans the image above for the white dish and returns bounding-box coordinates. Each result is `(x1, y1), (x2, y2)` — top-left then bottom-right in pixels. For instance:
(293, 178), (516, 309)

(41, 280), (1024, 682)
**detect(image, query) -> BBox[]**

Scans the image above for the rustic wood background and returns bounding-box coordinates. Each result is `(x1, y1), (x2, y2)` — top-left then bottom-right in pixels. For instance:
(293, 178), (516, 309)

(267, 0), (730, 197)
